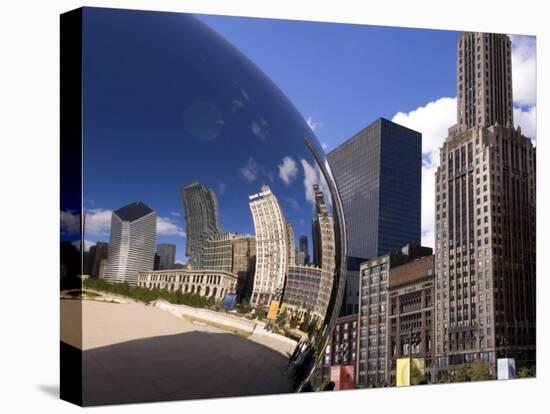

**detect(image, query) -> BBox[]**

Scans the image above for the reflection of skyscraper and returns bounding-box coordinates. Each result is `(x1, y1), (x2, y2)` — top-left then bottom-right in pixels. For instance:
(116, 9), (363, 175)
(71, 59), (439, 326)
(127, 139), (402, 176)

(181, 182), (221, 262)
(156, 243), (176, 270)
(232, 236), (256, 300)
(249, 185), (288, 306)
(311, 184), (336, 320)
(434, 33), (536, 379)
(104, 202), (156, 286)
(327, 118), (422, 259)
(194, 232), (239, 272)
(298, 235), (310, 265)
(286, 223), (296, 267)
(284, 264), (322, 318)
(87, 242), (109, 277)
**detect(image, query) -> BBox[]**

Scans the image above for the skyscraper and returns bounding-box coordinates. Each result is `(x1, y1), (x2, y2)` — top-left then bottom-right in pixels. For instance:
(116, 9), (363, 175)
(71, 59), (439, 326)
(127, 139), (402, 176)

(232, 236), (256, 300)
(87, 241), (108, 277)
(327, 118), (422, 259)
(298, 235), (310, 265)
(311, 184), (336, 321)
(455, 33), (513, 131)
(249, 185), (288, 306)
(193, 232), (239, 272)
(104, 202), (156, 285)
(286, 223), (296, 267)
(156, 243), (176, 270)
(181, 182), (221, 263)
(434, 33), (536, 380)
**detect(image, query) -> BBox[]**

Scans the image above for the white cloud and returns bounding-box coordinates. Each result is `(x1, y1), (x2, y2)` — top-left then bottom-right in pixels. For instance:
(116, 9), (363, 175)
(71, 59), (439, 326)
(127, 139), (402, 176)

(71, 239), (97, 252)
(321, 142), (329, 151)
(240, 158), (259, 182)
(509, 35), (536, 142)
(251, 118), (268, 139)
(241, 88), (250, 101)
(510, 35), (536, 107)
(392, 97), (457, 160)
(218, 182), (227, 195)
(514, 105), (536, 141)
(278, 156), (298, 185)
(170, 211), (181, 217)
(306, 116), (323, 132)
(301, 158), (332, 210)
(392, 97), (457, 248)
(84, 208), (112, 236)
(420, 165), (437, 248)
(157, 216), (186, 237)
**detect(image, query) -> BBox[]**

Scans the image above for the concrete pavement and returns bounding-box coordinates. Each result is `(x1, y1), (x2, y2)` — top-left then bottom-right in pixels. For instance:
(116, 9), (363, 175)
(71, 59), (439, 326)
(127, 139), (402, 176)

(60, 299), (295, 405)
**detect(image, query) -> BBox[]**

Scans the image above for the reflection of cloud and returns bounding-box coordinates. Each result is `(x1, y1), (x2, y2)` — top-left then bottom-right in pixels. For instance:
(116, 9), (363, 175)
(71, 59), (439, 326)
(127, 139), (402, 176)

(278, 156), (298, 185)
(71, 239), (96, 252)
(306, 116), (323, 132)
(157, 216), (186, 237)
(251, 118), (268, 139)
(300, 158), (332, 209)
(61, 210), (80, 235)
(232, 99), (244, 112)
(321, 142), (329, 151)
(218, 182), (227, 195)
(240, 158), (259, 182)
(286, 197), (302, 212)
(241, 88), (250, 101)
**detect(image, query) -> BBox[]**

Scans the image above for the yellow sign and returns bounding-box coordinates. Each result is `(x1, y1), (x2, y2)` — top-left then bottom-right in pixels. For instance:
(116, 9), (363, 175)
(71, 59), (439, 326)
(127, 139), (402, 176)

(267, 300), (280, 320)
(396, 358), (411, 387)
(396, 358), (425, 387)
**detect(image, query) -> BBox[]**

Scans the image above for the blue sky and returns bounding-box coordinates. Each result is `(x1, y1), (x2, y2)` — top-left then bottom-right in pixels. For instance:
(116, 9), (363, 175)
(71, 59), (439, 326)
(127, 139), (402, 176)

(63, 8), (536, 263)
(196, 14), (459, 152)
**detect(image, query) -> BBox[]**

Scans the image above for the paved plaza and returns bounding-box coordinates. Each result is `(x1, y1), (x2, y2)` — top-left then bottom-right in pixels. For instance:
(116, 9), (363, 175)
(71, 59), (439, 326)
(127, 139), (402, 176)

(61, 299), (295, 406)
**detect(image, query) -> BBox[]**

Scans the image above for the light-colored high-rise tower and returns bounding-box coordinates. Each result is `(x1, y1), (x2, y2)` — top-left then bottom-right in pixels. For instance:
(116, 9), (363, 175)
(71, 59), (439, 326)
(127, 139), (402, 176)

(455, 33), (513, 131)
(434, 33), (536, 380)
(249, 185), (288, 306)
(104, 202), (157, 285)
(312, 184), (336, 321)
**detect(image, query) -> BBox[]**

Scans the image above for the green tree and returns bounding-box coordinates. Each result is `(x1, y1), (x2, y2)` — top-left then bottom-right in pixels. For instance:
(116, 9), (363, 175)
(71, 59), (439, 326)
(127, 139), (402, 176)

(410, 363), (427, 385)
(454, 360), (493, 383)
(517, 367), (532, 378)
(469, 359), (493, 381)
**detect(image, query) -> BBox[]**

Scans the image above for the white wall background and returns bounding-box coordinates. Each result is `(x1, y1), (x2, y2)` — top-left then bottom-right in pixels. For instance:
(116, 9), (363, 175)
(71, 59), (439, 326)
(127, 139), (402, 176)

(0, 1), (547, 413)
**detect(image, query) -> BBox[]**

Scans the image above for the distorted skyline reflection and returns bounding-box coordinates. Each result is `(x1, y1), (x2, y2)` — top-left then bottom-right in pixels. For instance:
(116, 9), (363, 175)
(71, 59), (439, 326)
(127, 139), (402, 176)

(61, 7), (346, 399)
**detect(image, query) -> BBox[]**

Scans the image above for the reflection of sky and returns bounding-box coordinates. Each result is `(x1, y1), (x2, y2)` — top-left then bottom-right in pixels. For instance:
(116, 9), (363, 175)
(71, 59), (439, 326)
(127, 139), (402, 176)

(81, 8), (330, 262)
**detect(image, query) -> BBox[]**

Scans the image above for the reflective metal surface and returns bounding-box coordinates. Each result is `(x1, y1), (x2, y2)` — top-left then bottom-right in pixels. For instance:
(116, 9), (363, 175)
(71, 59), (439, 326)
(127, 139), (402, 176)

(61, 8), (346, 403)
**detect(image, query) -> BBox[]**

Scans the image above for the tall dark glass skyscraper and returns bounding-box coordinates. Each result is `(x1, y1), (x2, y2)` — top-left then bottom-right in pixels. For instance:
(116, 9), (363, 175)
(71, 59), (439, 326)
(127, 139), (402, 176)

(327, 118), (422, 260)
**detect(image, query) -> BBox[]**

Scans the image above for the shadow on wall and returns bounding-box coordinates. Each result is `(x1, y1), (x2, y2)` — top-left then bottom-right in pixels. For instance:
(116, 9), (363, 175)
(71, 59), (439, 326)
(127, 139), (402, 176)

(80, 331), (294, 406)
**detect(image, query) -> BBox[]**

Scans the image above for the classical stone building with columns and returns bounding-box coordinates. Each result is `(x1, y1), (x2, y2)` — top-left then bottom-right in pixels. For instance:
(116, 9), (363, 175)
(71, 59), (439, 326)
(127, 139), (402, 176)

(137, 269), (238, 300)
